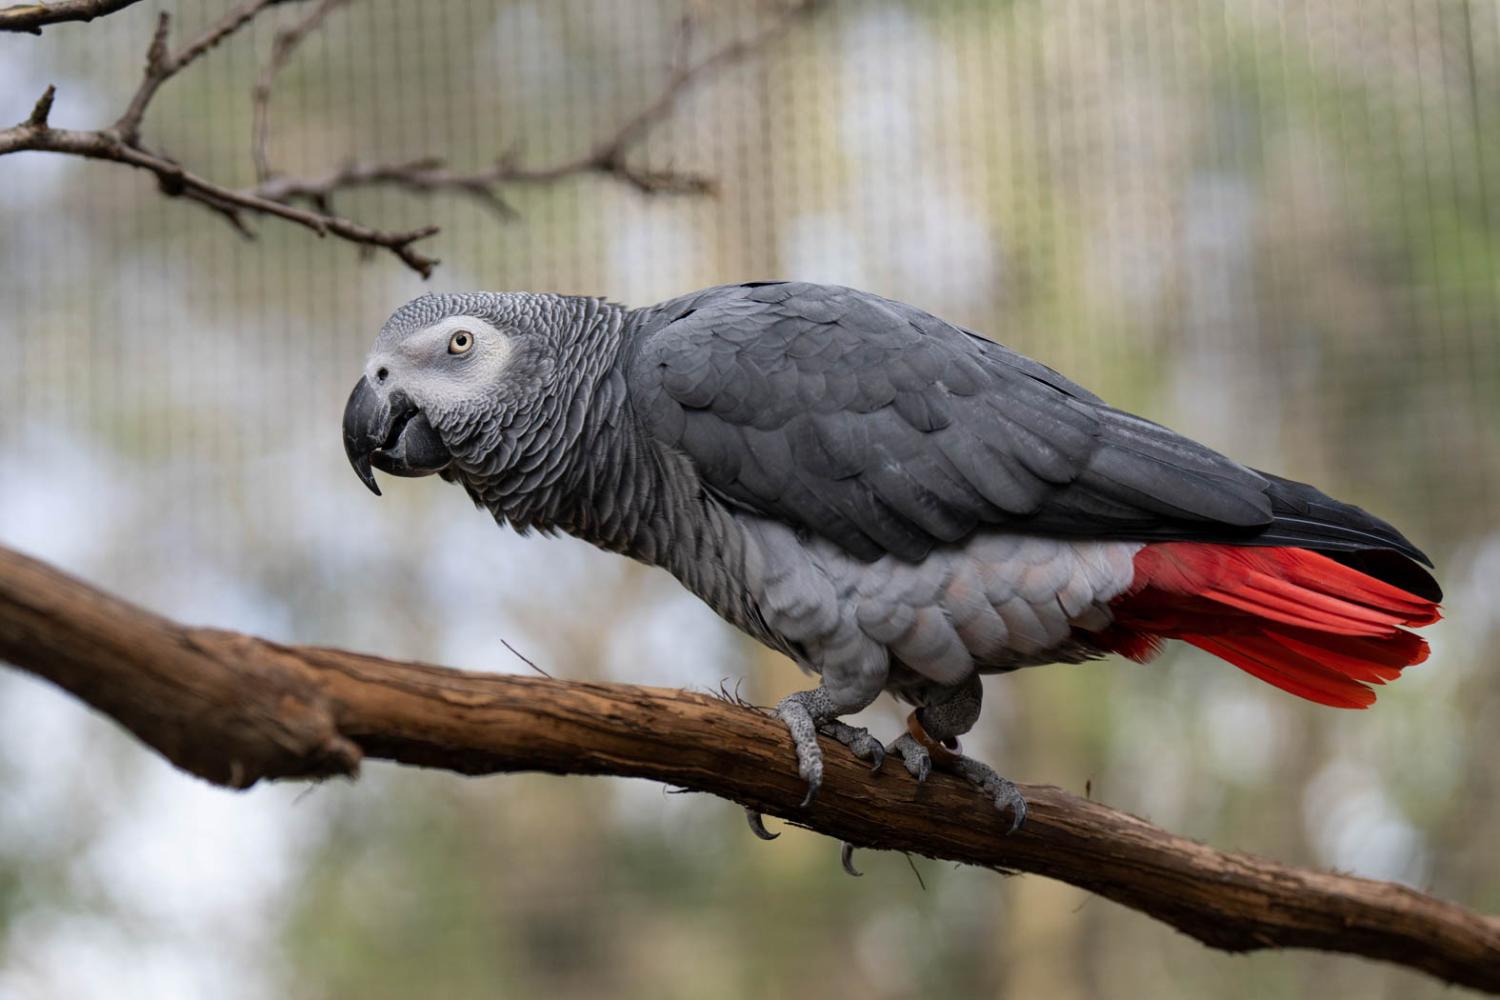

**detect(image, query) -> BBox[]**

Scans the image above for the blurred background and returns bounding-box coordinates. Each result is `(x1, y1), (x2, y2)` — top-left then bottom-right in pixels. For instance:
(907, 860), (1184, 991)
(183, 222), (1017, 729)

(1, 1), (1498, 997)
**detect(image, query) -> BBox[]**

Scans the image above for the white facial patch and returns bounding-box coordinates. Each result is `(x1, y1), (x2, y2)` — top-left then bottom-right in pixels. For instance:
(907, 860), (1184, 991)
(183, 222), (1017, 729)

(407, 315), (514, 387)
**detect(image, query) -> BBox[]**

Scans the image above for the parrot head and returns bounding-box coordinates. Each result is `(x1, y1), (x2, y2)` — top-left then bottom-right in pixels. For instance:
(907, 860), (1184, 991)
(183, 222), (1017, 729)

(342, 292), (561, 496)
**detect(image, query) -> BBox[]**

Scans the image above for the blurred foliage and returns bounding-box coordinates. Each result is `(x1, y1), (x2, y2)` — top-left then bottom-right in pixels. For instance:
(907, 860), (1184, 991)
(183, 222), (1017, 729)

(1, 1), (1498, 998)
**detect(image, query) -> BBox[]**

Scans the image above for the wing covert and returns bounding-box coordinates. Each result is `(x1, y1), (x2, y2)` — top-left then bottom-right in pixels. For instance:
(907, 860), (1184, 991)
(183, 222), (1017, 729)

(624, 282), (1310, 563)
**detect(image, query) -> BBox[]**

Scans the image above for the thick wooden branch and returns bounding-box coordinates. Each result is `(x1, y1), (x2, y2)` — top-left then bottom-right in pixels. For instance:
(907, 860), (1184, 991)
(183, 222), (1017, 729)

(0, 542), (1495, 992)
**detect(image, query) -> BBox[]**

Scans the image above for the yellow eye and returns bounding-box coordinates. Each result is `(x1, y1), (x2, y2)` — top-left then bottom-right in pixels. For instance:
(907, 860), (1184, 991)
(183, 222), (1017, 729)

(448, 330), (473, 354)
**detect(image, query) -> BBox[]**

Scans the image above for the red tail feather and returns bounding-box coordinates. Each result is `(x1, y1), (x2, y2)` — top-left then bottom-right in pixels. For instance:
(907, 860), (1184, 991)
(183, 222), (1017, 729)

(1098, 543), (1439, 708)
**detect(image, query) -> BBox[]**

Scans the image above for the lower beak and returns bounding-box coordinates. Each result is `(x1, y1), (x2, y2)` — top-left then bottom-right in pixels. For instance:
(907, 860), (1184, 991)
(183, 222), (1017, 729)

(342, 377), (452, 496)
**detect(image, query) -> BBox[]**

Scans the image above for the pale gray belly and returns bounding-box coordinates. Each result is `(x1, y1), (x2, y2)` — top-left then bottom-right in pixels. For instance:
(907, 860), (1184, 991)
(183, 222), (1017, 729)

(731, 514), (1142, 705)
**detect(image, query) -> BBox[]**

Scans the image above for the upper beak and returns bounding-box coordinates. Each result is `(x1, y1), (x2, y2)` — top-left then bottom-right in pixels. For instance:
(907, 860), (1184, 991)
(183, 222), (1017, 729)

(342, 376), (452, 496)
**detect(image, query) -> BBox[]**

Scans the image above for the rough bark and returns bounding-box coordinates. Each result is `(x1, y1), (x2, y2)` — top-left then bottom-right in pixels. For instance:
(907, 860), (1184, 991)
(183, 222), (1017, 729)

(0, 543), (1496, 992)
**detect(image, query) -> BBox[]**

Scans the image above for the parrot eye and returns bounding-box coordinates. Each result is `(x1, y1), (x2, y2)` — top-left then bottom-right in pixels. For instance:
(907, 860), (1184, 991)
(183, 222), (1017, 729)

(448, 330), (474, 355)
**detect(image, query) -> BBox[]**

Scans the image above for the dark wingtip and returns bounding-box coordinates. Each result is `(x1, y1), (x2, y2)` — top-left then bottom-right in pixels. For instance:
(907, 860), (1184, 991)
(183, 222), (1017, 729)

(1326, 548), (1443, 603)
(1255, 470), (1438, 570)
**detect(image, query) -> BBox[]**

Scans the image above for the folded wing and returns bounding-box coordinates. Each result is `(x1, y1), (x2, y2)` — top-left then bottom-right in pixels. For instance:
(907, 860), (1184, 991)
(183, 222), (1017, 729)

(625, 282), (1435, 600)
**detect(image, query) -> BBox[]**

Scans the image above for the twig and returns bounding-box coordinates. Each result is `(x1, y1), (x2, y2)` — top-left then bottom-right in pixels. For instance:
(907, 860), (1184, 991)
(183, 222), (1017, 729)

(0, 1), (813, 276)
(253, 156), (522, 221)
(1, 542), (1498, 993)
(502, 0), (815, 194)
(0, 120), (441, 274)
(0, 0), (443, 274)
(115, 4), (288, 146)
(246, 0), (822, 211)
(250, 0), (350, 182)
(25, 84), (55, 128)
(902, 852), (928, 891)
(0, 0), (143, 34)
(500, 638), (552, 679)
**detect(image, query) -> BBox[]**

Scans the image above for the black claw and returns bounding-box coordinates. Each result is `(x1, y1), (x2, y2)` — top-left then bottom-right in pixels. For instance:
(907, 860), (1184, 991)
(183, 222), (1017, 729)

(868, 742), (886, 775)
(1003, 795), (1028, 834)
(982, 778), (1027, 834)
(841, 842), (863, 877)
(745, 808), (780, 841)
(914, 755), (931, 783)
(795, 752), (823, 809)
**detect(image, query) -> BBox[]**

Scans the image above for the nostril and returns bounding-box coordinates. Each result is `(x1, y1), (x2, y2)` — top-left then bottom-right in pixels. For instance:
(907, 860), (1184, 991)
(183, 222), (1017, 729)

(376, 367), (388, 383)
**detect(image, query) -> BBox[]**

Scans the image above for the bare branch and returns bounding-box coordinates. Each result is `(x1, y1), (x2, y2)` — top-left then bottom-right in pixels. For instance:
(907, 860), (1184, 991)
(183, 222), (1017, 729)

(245, 0), (824, 212)
(0, 0), (144, 34)
(0, 1), (441, 275)
(25, 84), (55, 128)
(115, 2), (294, 146)
(253, 156), (521, 221)
(575, 0), (814, 181)
(0, 121), (442, 275)
(0, 0), (816, 275)
(1, 542), (1497, 993)
(250, 0), (351, 182)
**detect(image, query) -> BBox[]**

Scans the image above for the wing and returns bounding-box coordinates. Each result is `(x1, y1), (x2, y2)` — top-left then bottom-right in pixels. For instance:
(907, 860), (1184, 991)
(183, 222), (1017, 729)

(624, 282), (1432, 571)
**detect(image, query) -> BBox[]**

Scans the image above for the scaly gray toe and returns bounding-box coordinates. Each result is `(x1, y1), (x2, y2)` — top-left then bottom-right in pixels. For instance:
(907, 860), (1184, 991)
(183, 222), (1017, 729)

(819, 720), (887, 774)
(955, 757), (1027, 833)
(886, 732), (932, 783)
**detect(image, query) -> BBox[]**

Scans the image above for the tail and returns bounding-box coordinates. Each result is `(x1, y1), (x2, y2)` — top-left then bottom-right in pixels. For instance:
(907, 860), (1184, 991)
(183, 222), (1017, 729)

(1096, 543), (1441, 708)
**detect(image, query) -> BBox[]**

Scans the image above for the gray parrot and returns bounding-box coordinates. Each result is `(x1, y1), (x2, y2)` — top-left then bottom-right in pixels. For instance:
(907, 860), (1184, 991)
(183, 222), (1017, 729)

(343, 281), (1440, 832)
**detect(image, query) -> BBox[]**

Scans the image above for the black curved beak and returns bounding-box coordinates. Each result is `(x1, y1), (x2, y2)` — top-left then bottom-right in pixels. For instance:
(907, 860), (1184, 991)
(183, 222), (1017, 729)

(342, 377), (452, 496)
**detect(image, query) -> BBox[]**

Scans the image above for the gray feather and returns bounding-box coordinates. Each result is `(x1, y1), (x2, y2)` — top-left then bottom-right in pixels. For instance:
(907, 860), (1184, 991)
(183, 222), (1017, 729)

(626, 281), (1289, 562)
(364, 280), (1437, 703)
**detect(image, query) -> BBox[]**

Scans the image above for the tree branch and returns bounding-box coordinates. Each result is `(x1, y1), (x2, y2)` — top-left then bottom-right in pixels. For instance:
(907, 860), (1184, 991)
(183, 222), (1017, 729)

(0, 0), (444, 275)
(249, 0), (350, 184)
(114, 4), (278, 146)
(0, 543), (1496, 992)
(0, 0), (144, 34)
(2, 1), (813, 275)
(0, 121), (442, 274)
(246, 0), (820, 211)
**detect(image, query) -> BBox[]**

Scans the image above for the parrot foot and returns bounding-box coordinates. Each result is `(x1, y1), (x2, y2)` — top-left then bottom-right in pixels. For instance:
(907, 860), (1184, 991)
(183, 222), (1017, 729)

(773, 688), (882, 808)
(885, 710), (959, 782)
(775, 690), (826, 807)
(887, 709), (1026, 833)
(884, 732), (932, 782)
(819, 720), (886, 774)
(953, 756), (1027, 834)
(747, 697), (885, 842)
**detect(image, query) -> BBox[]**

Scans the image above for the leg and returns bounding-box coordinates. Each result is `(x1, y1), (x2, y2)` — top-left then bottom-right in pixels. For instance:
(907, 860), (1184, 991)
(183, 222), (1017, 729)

(775, 684), (884, 807)
(744, 683), (882, 839)
(744, 679), (884, 839)
(884, 672), (982, 782)
(885, 673), (1027, 832)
